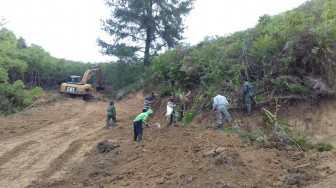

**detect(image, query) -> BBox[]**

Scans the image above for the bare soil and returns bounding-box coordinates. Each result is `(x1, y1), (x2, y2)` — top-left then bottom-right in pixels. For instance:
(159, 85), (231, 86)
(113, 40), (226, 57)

(0, 92), (335, 188)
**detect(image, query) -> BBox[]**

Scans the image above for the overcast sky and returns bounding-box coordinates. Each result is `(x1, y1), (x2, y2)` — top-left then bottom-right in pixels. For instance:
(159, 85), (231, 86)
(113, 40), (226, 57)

(0, 0), (308, 63)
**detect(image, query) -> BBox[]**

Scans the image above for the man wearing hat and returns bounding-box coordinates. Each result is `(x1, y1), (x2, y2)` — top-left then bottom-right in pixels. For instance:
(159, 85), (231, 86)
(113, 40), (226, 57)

(242, 77), (255, 116)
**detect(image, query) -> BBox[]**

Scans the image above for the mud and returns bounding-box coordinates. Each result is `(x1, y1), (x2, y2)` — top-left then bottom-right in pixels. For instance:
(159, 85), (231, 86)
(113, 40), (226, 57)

(0, 92), (335, 187)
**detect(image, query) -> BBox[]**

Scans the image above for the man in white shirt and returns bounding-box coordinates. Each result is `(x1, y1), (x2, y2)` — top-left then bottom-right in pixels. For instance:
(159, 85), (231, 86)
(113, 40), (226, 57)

(166, 97), (177, 126)
(212, 92), (232, 129)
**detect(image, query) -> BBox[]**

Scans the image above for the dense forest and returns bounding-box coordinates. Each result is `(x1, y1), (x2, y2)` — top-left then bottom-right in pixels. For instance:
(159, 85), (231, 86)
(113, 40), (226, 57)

(1, 0), (336, 115)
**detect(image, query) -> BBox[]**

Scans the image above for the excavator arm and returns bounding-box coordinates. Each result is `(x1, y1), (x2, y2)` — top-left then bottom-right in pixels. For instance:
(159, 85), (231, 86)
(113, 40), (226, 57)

(81, 65), (104, 90)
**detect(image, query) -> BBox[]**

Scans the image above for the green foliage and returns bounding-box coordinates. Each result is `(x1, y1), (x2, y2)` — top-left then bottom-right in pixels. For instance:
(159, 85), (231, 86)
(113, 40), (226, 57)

(261, 108), (334, 151)
(145, 0), (336, 104)
(289, 138), (314, 150)
(254, 95), (263, 102)
(183, 110), (196, 124)
(272, 75), (310, 94)
(223, 127), (238, 133)
(0, 29), (95, 114)
(262, 108), (293, 133)
(314, 143), (334, 152)
(0, 65), (8, 83)
(23, 87), (46, 106)
(287, 83), (310, 94)
(99, 0), (195, 65)
(0, 79), (45, 114)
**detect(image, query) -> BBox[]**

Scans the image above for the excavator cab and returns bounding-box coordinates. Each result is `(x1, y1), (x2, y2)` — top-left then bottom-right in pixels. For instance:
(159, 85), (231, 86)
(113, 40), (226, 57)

(66, 76), (82, 84)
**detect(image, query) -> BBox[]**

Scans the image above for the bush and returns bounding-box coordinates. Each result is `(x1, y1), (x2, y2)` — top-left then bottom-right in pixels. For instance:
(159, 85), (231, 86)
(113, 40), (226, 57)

(289, 138), (314, 151)
(0, 80), (45, 114)
(314, 143), (334, 152)
(183, 110), (196, 124)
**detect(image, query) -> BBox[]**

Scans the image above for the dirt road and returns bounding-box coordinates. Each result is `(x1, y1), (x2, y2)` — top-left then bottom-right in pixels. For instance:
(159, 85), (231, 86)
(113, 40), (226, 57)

(0, 92), (335, 187)
(0, 99), (105, 187)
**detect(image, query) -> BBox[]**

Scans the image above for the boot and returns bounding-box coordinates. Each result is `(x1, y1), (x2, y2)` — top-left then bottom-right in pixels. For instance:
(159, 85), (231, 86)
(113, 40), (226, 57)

(111, 121), (116, 127)
(246, 104), (252, 117)
(105, 122), (110, 129)
(218, 123), (223, 130)
(137, 134), (142, 142)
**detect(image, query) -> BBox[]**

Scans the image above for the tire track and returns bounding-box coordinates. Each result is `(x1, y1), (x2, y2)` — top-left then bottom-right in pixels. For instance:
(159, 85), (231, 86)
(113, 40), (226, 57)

(40, 139), (83, 179)
(0, 100), (110, 188)
(0, 140), (36, 167)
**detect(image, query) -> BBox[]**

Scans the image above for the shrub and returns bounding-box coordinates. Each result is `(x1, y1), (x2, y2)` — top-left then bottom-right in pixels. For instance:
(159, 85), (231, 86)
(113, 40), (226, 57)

(314, 143), (334, 152)
(289, 138), (314, 151)
(183, 110), (196, 124)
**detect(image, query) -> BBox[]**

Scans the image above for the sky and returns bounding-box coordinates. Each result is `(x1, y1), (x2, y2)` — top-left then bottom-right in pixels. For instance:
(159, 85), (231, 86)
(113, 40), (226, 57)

(0, 0), (308, 63)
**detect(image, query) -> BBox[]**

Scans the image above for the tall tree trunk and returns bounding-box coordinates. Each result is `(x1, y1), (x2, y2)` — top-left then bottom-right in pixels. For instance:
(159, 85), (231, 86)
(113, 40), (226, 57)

(144, 33), (151, 66)
(143, 0), (153, 66)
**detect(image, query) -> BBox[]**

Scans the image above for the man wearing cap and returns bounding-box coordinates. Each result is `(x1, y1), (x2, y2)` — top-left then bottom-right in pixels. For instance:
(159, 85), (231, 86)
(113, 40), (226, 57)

(242, 77), (255, 116)
(212, 92), (232, 129)
(143, 97), (150, 112)
(133, 109), (153, 141)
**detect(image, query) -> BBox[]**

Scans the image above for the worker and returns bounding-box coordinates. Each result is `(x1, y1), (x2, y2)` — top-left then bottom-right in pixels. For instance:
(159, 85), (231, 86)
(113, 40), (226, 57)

(242, 77), (255, 116)
(212, 92), (232, 129)
(166, 97), (177, 126)
(133, 109), (153, 141)
(105, 101), (117, 129)
(143, 97), (150, 112)
(148, 92), (157, 109)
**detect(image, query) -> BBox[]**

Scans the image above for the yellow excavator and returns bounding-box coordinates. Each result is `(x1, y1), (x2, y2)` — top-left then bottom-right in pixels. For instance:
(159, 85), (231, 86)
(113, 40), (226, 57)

(60, 65), (104, 98)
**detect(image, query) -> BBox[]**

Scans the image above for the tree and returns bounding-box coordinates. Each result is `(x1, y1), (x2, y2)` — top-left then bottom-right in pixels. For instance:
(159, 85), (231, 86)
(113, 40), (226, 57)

(98, 0), (195, 66)
(0, 17), (8, 28)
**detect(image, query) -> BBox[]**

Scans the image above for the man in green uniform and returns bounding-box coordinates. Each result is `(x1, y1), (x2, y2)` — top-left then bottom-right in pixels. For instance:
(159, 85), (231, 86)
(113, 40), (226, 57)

(242, 78), (255, 116)
(133, 109), (153, 141)
(105, 101), (117, 129)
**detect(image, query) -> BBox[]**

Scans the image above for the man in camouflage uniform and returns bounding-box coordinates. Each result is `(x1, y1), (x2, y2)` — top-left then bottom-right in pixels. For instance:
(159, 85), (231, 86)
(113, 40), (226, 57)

(242, 78), (255, 117)
(105, 101), (117, 129)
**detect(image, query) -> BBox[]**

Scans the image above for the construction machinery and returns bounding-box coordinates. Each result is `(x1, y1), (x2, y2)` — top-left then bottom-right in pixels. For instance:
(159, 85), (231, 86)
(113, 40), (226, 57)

(60, 65), (104, 98)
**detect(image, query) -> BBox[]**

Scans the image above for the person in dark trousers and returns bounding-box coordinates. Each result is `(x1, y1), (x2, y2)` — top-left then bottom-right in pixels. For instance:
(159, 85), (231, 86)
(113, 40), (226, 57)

(105, 101), (117, 129)
(133, 109), (153, 141)
(167, 97), (177, 126)
(143, 97), (150, 112)
(242, 78), (255, 116)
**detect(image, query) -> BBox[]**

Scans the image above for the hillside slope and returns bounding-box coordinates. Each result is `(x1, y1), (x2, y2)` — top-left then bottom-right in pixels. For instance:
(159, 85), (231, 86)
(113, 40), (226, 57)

(0, 92), (335, 188)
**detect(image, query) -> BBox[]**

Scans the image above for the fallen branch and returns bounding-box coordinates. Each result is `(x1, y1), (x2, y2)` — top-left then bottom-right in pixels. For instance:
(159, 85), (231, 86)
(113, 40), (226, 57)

(295, 163), (311, 169)
(10, 102), (37, 117)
